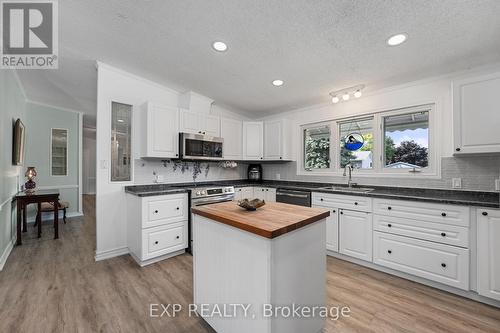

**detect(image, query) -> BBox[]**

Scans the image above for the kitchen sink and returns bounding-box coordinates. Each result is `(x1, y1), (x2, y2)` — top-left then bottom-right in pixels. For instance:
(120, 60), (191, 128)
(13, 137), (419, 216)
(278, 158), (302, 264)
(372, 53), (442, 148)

(317, 186), (375, 193)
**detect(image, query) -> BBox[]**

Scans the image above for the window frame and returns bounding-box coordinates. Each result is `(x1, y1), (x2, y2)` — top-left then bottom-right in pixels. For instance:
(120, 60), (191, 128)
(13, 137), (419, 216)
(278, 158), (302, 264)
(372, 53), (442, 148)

(297, 103), (439, 178)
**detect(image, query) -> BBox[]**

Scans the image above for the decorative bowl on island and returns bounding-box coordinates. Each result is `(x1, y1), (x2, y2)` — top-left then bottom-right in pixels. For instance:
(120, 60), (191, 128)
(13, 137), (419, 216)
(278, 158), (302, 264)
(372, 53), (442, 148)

(237, 199), (266, 211)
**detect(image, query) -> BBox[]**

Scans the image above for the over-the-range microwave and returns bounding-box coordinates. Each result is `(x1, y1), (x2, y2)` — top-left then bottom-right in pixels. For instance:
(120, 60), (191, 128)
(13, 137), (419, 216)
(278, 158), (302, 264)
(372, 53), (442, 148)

(179, 132), (224, 160)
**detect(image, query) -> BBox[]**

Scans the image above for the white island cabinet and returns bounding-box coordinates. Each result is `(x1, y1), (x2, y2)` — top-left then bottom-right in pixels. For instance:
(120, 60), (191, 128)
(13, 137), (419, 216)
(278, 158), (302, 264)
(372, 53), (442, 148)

(192, 201), (329, 333)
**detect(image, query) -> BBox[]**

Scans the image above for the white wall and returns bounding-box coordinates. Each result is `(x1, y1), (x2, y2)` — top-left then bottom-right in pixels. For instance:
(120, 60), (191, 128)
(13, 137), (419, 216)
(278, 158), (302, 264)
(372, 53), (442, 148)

(24, 102), (82, 220)
(258, 64), (500, 191)
(0, 70), (26, 270)
(83, 128), (96, 194)
(95, 63), (248, 260)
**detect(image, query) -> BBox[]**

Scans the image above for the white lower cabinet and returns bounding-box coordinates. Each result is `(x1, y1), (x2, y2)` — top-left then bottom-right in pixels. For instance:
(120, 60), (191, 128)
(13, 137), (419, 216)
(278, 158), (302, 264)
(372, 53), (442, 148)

(234, 187), (254, 201)
(339, 209), (372, 262)
(253, 187), (276, 202)
(477, 209), (500, 301)
(373, 231), (469, 290)
(127, 193), (188, 266)
(314, 206), (338, 252)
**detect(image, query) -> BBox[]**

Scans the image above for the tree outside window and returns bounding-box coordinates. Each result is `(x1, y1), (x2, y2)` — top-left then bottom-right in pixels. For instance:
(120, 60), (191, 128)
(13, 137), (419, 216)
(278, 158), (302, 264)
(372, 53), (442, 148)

(304, 125), (330, 170)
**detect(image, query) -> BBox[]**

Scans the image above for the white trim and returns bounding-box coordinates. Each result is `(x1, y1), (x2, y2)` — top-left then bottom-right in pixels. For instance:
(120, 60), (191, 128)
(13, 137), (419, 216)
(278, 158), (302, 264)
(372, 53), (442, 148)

(0, 239), (14, 271)
(327, 251), (500, 309)
(26, 100), (86, 115)
(0, 197), (12, 212)
(96, 61), (180, 96)
(95, 246), (129, 261)
(26, 211), (83, 223)
(78, 113), (83, 214)
(130, 249), (186, 267)
(37, 184), (79, 190)
(50, 128), (69, 177)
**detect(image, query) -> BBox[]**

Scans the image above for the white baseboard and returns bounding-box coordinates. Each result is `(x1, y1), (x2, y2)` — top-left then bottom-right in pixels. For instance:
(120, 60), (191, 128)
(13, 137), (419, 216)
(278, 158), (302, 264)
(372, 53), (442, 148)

(95, 246), (129, 261)
(327, 251), (500, 309)
(0, 239), (14, 271)
(130, 250), (186, 267)
(26, 211), (83, 223)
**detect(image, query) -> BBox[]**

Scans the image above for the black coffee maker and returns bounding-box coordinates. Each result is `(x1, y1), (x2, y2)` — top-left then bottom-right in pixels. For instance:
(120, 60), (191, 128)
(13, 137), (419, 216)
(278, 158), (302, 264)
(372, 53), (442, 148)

(247, 164), (262, 182)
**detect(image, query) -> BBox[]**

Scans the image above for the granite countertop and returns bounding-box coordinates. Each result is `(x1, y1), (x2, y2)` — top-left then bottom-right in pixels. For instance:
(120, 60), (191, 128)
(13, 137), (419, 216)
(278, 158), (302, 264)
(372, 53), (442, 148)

(125, 180), (500, 208)
(191, 201), (330, 238)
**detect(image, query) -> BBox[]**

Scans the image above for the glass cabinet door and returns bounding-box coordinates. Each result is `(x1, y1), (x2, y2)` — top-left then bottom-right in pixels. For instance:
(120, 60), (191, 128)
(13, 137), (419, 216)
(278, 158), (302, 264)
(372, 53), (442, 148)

(111, 102), (132, 182)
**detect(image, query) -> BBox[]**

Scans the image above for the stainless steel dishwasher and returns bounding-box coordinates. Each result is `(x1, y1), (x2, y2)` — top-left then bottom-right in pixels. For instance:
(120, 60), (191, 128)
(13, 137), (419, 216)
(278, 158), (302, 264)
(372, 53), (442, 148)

(276, 188), (312, 207)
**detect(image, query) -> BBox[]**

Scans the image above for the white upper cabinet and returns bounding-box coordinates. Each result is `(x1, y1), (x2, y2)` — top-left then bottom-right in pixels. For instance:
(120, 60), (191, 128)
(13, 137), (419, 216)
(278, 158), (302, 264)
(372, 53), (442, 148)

(179, 109), (220, 137)
(220, 118), (242, 160)
(264, 119), (291, 160)
(141, 103), (179, 159)
(477, 209), (500, 301)
(452, 71), (500, 154)
(243, 121), (264, 160)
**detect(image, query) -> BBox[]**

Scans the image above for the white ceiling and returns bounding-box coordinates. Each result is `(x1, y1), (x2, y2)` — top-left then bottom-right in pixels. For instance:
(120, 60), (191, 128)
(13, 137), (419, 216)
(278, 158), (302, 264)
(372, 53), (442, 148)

(17, 0), (500, 127)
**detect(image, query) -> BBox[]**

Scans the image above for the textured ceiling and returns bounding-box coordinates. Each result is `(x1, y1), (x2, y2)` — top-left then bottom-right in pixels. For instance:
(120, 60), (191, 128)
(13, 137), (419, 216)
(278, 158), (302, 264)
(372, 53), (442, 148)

(17, 0), (500, 127)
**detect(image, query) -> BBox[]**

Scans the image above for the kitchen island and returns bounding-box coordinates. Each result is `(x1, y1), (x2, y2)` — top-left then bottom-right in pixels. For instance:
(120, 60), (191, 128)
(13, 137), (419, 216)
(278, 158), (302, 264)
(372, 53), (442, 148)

(191, 201), (330, 333)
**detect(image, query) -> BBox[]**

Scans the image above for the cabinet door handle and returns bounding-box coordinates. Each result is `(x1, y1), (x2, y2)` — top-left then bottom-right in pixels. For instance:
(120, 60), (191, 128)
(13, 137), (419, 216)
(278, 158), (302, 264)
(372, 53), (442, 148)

(154, 241), (159, 245)
(387, 206), (392, 210)
(441, 212), (447, 217)
(280, 157), (282, 159)
(340, 211), (344, 215)
(387, 250), (392, 254)
(176, 236), (180, 239)
(482, 211), (488, 216)
(332, 210), (336, 213)
(455, 148), (461, 152)
(154, 210), (158, 214)
(176, 207), (180, 210)
(441, 232), (446, 237)
(388, 224), (392, 228)
(175, 154), (178, 157)
(441, 263), (447, 268)
(354, 202), (358, 206)
(320, 198), (324, 201)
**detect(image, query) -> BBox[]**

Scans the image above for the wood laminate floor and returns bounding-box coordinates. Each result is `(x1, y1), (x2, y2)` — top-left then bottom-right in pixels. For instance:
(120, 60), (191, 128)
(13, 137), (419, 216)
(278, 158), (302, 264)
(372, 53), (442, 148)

(0, 195), (499, 333)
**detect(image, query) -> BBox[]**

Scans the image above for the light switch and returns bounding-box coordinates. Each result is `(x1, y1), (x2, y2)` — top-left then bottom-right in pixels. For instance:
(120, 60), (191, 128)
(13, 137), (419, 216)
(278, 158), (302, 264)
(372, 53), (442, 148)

(100, 160), (108, 169)
(495, 179), (500, 192)
(276, 173), (281, 180)
(452, 178), (462, 189)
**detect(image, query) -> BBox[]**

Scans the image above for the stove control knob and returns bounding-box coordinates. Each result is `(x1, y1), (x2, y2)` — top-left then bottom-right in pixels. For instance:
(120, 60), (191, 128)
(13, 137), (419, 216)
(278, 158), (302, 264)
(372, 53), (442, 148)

(196, 191), (201, 196)
(201, 191), (206, 195)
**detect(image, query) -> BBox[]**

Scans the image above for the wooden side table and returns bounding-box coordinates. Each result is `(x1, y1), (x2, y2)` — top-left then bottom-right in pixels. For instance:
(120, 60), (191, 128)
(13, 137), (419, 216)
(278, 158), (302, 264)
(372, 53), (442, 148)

(14, 190), (60, 245)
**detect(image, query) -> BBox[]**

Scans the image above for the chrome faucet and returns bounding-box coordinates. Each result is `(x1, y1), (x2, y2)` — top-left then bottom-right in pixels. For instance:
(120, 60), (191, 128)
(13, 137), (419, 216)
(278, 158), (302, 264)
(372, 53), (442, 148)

(343, 164), (356, 188)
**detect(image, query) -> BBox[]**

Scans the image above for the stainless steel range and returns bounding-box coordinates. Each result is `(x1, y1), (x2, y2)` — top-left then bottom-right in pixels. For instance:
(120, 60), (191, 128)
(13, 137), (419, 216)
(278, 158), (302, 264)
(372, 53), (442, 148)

(188, 185), (235, 253)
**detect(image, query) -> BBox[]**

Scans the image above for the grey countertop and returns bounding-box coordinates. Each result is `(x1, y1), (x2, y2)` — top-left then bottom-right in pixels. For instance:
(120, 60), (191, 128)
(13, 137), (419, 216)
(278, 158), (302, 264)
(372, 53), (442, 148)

(124, 180), (499, 208)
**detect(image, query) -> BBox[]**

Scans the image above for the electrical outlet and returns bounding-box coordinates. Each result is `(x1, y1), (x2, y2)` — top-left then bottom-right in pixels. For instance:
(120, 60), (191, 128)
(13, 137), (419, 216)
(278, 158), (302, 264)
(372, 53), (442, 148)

(495, 179), (500, 192)
(276, 173), (281, 180)
(452, 178), (462, 189)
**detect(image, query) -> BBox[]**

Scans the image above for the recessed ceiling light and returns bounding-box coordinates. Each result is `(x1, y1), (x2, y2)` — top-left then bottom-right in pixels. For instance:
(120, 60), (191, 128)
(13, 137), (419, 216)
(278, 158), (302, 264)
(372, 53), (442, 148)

(272, 79), (284, 87)
(387, 33), (407, 46)
(331, 96), (340, 104)
(212, 41), (228, 52)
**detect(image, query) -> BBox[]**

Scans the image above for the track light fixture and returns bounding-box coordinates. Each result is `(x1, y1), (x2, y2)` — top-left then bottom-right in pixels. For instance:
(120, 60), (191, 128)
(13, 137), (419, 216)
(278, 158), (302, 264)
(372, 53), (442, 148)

(329, 84), (365, 104)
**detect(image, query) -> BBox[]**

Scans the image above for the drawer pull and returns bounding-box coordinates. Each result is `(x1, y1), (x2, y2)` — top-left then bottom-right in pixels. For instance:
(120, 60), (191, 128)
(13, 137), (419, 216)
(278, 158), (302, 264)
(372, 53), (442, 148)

(387, 224), (392, 228)
(354, 202), (358, 206)
(154, 210), (159, 214)
(441, 212), (447, 217)
(441, 263), (446, 268)
(340, 211), (344, 215)
(441, 232), (446, 237)
(320, 198), (324, 201)
(387, 250), (392, 254)
(176, 207), (180, 210)
(176, 236), (180, 239)
(482, 211), (488, 216)
(332, 210), (336, 213)
(387, 206), (392, 210)
(154, 241), (159, 245)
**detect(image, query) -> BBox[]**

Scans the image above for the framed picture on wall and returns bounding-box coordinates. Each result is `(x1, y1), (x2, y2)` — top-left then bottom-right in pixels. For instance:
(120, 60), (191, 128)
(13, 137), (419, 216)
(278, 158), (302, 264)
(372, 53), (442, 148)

(12, 119), (26, 166)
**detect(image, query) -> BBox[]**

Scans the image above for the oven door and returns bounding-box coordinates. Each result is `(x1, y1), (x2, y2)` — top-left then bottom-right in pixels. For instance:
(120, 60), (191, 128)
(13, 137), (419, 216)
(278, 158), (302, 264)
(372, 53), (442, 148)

(180, 133), (224, 160)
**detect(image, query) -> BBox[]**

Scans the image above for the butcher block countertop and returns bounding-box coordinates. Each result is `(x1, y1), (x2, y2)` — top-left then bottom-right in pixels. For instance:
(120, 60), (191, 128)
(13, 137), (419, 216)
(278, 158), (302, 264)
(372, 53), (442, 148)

(191, 201), (330, 239)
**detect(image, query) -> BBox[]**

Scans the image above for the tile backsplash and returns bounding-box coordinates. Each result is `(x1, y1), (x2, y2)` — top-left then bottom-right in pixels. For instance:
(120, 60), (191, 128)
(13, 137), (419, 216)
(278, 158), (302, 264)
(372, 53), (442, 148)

(134, 159), (246, 185)
(262, 156), (500, 192)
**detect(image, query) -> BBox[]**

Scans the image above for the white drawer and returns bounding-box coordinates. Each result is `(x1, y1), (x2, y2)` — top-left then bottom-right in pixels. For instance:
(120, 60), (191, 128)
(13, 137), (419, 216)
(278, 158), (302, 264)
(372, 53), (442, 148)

(142, 223), (187, 260)
(373, 215), (469, 248)
(312, 192), (372, 212)
(373, 198), (470, 227)
(373, 231), (469, 290)
(143, 193), (187, 228)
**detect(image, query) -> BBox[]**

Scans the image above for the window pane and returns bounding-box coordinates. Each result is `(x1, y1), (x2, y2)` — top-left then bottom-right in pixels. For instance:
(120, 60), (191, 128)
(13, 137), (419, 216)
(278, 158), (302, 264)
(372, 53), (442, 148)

(111, 102), (132, 182)
(51, 129), (68, 176)
(339, 117), (373, 169)
(384, 111), (429, 168)
(304, 125), (330, 170)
